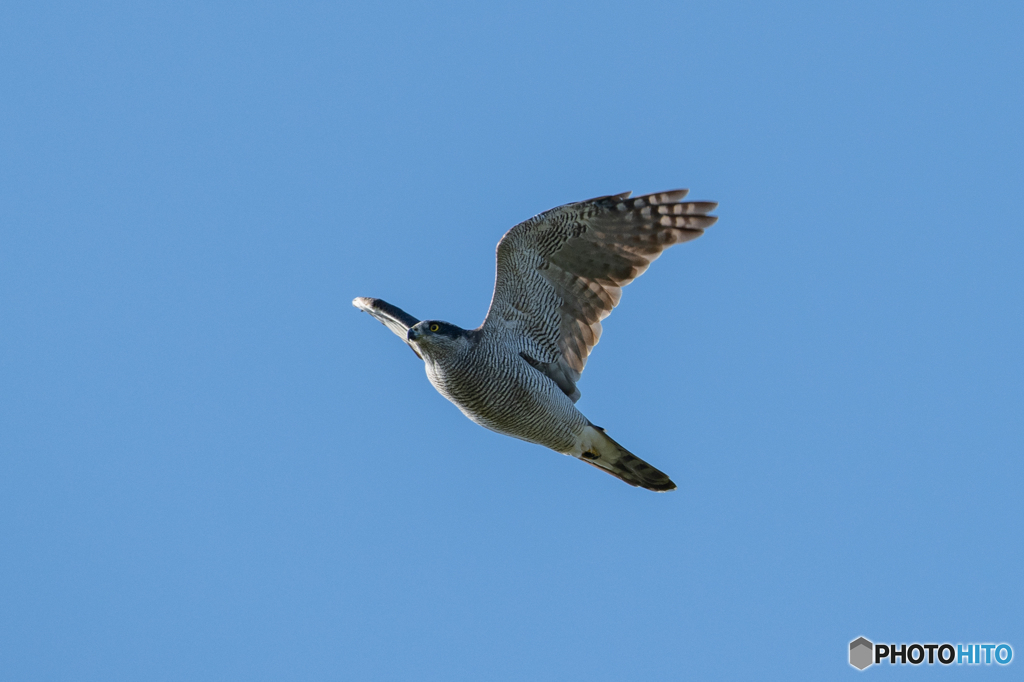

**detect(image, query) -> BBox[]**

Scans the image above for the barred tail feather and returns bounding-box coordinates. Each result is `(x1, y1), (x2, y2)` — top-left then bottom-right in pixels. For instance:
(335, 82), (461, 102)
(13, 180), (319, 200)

(578, 425), (676, 492)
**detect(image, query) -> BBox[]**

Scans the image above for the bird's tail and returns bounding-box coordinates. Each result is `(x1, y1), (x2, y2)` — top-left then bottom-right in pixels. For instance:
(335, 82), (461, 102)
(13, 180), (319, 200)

(578, 424), (676, 492)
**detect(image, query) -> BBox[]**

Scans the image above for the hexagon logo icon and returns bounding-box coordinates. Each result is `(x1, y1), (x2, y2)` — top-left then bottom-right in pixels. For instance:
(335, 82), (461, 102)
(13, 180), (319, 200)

(850, 637), (874, 670)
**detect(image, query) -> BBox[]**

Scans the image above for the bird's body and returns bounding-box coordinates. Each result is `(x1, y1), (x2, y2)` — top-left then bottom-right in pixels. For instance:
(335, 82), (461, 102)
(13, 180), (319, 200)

(354, 190), (717, 491)
(420, 324), (586, 453)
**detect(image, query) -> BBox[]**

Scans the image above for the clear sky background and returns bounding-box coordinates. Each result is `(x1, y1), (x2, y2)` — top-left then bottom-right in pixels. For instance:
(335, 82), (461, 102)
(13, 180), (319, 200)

(2, 1), (1021, 680)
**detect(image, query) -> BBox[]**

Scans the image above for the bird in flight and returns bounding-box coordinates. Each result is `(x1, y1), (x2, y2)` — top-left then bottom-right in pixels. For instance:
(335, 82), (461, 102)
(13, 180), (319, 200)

(354, 189), (717, 491)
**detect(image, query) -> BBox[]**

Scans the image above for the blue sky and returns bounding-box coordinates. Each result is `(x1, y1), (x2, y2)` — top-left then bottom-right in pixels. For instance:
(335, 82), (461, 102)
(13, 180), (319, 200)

(2, 1), (1021, 679)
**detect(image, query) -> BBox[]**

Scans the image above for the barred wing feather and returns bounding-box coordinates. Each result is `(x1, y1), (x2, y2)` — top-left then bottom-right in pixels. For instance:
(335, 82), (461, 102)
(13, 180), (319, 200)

(481, 190), (717, 402)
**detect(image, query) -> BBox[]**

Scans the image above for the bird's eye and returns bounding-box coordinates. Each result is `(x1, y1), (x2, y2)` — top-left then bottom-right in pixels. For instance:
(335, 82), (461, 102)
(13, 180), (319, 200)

(429, 323), (440, 332)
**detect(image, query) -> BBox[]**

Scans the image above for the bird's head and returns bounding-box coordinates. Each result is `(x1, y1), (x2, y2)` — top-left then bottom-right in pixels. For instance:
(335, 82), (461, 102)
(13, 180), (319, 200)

(407, 320), (475, 359)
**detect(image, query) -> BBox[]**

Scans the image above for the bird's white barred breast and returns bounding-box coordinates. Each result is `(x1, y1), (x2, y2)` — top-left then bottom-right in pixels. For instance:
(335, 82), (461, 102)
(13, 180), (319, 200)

(423, 335), (587, 453)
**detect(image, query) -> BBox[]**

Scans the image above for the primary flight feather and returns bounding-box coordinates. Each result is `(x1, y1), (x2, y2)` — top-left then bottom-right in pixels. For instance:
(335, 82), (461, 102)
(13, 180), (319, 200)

(354, 189), (717, 491)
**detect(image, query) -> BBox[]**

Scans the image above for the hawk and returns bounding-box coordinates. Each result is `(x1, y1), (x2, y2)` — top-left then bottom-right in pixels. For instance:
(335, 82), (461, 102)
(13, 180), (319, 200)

(354, 190), (717, 491)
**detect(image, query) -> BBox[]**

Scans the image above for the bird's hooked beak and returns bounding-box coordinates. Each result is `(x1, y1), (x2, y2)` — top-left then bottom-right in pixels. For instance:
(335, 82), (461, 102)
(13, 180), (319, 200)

(405, 325), (424, 359)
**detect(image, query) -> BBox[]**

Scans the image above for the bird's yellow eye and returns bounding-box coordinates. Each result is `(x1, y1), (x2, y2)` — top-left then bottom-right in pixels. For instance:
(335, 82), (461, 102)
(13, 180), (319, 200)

(429, 323), (440, 332)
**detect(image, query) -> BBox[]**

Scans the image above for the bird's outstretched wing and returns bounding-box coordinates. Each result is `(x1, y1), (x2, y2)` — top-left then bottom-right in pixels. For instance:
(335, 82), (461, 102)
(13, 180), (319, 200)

(482, 190), (717, 402)
(353, 297), (423, 358)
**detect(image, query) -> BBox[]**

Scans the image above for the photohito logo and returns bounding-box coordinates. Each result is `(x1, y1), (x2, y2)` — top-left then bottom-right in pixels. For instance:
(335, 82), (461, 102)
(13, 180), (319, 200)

(849, 637), (1013, 670)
